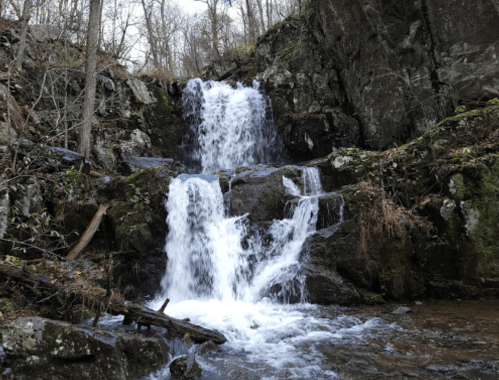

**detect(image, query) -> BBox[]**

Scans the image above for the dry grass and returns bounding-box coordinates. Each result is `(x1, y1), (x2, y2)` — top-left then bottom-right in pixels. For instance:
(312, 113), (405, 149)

(357, 180), (431, 258)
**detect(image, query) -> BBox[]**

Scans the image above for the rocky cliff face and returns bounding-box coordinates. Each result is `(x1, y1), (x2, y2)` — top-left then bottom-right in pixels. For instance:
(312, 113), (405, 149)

(220, 0), (499, 159)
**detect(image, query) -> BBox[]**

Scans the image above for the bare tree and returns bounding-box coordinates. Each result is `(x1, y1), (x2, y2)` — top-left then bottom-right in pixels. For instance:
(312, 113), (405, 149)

(78, 0), (101, 159)
(13, 0), (32, 71)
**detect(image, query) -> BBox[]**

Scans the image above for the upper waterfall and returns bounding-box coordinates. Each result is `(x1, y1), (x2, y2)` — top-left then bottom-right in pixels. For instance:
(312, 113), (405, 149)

(181, 78), (285, 173)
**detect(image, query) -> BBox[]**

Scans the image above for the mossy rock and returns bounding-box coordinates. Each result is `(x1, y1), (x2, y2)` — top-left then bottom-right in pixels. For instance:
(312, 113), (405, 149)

(0, 297), (19, 311)
(107, 204), (154, 254)
(69, 304), (96, 324)
(124, 166), (170, 207)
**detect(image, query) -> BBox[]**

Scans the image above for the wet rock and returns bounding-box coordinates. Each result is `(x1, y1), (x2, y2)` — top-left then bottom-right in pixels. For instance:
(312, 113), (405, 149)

(303, 228), (361, 305)
(229, 165), (301, 223)
(144, 85), (184, 158)
(392, 306), (411, 315)
(170, 352), (202, 380)
(303, 263), (361, 305)
(2, 317), (169, 380)
(196, 340), (220, 355)
(317, 193), (344, 230)
(47, 147), (91, 173)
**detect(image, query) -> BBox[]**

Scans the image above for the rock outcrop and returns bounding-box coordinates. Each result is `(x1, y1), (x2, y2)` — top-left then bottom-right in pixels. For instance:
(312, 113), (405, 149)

(219, 0), (499, 159)
(2, 317), (169, 380)
(305, 102), (499, 301)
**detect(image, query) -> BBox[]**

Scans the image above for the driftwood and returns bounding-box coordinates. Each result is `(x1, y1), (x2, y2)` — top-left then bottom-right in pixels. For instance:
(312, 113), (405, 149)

(67, 204), (109, 260)
(0, 263), (226, 344)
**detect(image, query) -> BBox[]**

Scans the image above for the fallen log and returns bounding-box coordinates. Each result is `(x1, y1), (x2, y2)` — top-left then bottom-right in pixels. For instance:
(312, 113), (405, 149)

(67, 203), (109, 261)
(0, 263), (226, 344)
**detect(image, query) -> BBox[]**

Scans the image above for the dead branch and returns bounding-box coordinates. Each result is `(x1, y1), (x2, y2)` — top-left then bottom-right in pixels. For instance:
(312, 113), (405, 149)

(0, 263), (226, 344)
(67, 204), (109, 260)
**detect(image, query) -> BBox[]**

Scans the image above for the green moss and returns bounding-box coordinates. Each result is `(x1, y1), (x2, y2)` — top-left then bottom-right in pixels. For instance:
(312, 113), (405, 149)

(449, 173), (467, 199)
(342, 187), (371, 215)
(107, 204), (133, 222)
(71, 304), (96, 323)
(436, 106), (496, 127)
(464, 164), (499, 278)
(124, 167), (163, 206)
(235, 166), (251, 174)
(0, 297), (19, 311)
(363, 292), (386, 304)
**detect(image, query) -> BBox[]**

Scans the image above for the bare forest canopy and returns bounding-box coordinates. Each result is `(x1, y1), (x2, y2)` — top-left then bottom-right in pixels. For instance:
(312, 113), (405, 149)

(0, 0), (305, 78)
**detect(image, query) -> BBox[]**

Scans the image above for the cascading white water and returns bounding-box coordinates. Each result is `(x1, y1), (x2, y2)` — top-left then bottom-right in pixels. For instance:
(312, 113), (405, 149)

(249, 168), (324, 304)
(182, 79), (283, 173)
(162, 168), (324, 305)
(161, 173), (251, 302)
(148, 79), (393, 379)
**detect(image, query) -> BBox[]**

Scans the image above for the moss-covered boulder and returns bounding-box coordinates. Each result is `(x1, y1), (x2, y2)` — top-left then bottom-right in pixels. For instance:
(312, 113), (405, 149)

(2, 316), (169, 380)
(104, 167), (172, 298)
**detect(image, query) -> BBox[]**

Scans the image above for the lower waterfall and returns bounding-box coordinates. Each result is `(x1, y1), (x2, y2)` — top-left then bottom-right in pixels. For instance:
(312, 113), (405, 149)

(148, 167), (388, 379)
(162, 167), (324, 305)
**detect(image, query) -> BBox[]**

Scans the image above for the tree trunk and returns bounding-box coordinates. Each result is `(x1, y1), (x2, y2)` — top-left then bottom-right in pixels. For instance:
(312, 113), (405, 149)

(78, 0), (101, 159)
(141, 0), (160, 68)
(245, 0), (256, 43)
(15, 0), (33, 71)
(256, 0), (266, 35)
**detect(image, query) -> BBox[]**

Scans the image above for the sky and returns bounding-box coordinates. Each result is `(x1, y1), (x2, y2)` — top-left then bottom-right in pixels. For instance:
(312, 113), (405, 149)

(179, 0), (241, 19)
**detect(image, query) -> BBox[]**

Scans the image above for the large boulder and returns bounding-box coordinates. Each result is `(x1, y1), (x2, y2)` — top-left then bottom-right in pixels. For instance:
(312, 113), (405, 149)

(2, 317), (169, 380)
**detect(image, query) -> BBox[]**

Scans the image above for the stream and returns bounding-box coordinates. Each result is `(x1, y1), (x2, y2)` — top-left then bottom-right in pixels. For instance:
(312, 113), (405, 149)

(139, 79), (499, 379)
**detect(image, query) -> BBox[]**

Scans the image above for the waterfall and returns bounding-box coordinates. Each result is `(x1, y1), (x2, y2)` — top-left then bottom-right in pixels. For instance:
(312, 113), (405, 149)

(161, 174), (251, 302)
(249, 167), (325, 303)
(162, 167), (325, 305)
(149, 79), (381, 380)
(181, 78), (284, 173)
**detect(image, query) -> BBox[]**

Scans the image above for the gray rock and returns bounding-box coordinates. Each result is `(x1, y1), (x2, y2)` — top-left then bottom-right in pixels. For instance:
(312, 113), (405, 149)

(392, 306), (411, 315)
(126, 78), (157, 105)
(2, 317), (169, 380)
(302, 228), (362, 305)
(228, 0), (499, 153)
(229, 165), (302, 223)
(28, 25), (60, 42)
(122, 156), (186, 175)
(0, 122), (17, 140)
(119, 129), (152, 158)
(170, 351), (202, 379)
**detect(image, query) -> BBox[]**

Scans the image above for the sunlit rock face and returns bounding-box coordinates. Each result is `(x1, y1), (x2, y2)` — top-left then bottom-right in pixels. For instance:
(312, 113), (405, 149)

(218, 0), (499, 156)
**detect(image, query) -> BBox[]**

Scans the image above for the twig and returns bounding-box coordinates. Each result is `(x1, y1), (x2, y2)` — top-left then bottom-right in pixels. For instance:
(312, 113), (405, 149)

(36, 291), (60, 304)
